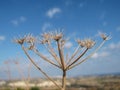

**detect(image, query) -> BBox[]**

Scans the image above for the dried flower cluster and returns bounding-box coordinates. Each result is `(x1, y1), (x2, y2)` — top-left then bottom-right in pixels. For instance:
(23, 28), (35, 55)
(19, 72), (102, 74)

(76, 39), (95, 49)
(14, 34), (36, 50)
(40, 32), (52, 44)
(99, 32), (111, 40)
(14, 37), (25, 45)
(14, 30), (110, 90)
(39, 31), (63, 44)
(53, 31), (63, 41)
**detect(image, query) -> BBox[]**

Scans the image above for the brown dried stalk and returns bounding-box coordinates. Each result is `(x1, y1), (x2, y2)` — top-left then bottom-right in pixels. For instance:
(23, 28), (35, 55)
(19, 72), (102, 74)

(67, 40), (106, 70)
(14, 31), (110, 90)
(14, 61), (30, 90)
(21, 45), (62, 89)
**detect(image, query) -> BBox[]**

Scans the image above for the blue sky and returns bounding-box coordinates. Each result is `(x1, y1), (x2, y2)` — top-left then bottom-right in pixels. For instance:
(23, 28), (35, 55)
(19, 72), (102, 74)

(0, 0), (120, 79)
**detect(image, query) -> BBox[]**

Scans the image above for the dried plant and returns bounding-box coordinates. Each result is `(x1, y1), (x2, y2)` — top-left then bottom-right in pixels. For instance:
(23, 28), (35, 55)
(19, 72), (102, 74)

(14, 31), (110, 90)
(4, 60), (17, 90)
(14, 60), (31, 90)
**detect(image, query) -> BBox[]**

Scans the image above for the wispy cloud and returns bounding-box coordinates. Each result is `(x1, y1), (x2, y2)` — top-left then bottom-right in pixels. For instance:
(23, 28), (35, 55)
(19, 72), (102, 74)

(64, 42), (73, 49)
(103, 21), (107, 26)
(92, 51), (109, 59)
(11, 16), (27, 26)
(19, 16), (26, 22)
(108, 42), (120, 49)
(46, 7), (61, 18)
(42, 23), (52, 31)
(0, 36), (5, 41)
(92, 41), (120, 59)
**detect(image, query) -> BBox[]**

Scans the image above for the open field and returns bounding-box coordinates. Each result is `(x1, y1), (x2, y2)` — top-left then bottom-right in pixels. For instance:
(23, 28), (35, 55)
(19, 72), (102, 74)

(0, 75), (120, 90)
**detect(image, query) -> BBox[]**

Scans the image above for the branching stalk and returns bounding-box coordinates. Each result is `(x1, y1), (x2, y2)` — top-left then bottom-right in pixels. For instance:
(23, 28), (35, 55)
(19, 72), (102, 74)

(67, 45), (82, 65)
(67, 40), (106, 70)
(15, 63), (30, 90)
(66, 48), (88, 70)
(14, 31), (109, 90)
(21, 45), (62, 89)
(57, 40), (65, 70)
(33, 48), (61, 69)
(44, 44), (61, 66)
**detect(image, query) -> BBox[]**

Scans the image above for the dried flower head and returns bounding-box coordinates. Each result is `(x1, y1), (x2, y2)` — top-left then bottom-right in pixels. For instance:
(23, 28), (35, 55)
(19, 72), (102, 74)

(52, 31), (63, 41)
(23, 34), (36, 50)
(40, 32), (52, 44)
(77, 39), (95, 48)
(76, 39), (85, 47)
(99, 32), (111, 40)
(84, 39), (95, 49)
(40, 39), (49, 44)
(25, 34), (36, 44)
(14, 37), (25, 45)
(41, 32), (52, 40)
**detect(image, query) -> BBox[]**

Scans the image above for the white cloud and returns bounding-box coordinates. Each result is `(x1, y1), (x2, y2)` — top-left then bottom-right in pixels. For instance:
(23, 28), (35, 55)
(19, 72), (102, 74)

(92, 51), (109, 59)
(108, 42), (120, 49)
(20, 16), (26, 22)
(46, 8), (61, 18)
(0, 36), (5, 41)
(11, 20), (19, 26)
(100, 52), (109, 57)
(92, 53), (98, 59)
(92, 41), (120, 59)
(11, 16), (27, 26)
(42, 23), (52, 31)
(64, 42), (73, 49)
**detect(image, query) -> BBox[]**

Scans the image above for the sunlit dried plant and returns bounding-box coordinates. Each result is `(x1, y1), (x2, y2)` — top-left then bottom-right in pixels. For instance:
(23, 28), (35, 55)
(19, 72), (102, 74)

(14, 30), (110, 90)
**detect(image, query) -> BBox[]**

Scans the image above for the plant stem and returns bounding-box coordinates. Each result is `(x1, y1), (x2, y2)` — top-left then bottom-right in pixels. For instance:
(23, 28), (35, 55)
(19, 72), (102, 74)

(62, 70), (66, 90)
(57, 40), (65, 70)
(22, 45), (62, 89)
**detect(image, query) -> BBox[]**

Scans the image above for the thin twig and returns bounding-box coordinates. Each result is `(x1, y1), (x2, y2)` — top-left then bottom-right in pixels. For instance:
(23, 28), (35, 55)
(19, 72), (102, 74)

(33, 48), (61, 69)
(66, 45), (82, 65)
(44, 44), (61, 66)
(66, 48), (88, 70)
(22, 45), (62, 89)
(67, 40), (106, 70)
(15, 62), (29, 90)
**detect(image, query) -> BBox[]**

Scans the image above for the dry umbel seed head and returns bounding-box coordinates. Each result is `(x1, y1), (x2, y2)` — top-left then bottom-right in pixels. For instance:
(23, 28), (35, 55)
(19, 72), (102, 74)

(25, 34), (36, 44)
(41, 32), (52, 40)
(40, 39), (49, 44)
(52, 31), (63, 41)
(76, 38), (95, 48)
(99, 32), (111, 40)
(14, 37), (25, 45)
(40, 32), (52, 44)
(76, 39), (85, 47)
(84, 39), (95, 49)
